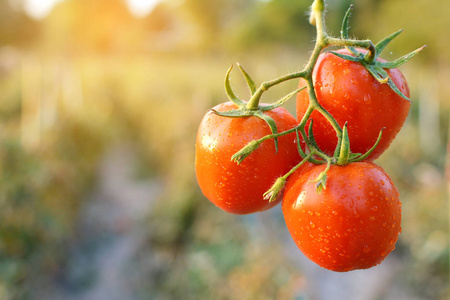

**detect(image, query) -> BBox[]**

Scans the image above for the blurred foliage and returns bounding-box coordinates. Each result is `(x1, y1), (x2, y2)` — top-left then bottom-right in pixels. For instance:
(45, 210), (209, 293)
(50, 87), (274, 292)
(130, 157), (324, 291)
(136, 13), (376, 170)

(0, 0), (448, 299)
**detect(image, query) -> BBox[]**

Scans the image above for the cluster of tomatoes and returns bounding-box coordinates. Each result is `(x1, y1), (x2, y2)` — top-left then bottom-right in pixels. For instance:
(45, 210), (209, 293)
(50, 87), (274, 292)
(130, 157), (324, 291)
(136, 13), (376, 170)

(195, 2), (420, 272)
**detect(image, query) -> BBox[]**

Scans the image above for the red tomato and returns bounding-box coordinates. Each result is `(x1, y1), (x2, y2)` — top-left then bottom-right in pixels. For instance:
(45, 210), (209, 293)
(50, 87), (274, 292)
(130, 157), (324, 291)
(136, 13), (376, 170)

(195, 101), (301, 214)
(282, 162), (401, 272)
(296, 48), (410, 160)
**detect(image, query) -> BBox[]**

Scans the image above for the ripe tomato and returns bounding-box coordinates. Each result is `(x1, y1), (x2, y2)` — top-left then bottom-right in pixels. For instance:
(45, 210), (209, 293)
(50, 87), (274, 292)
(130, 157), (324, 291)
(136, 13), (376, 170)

(195, 101), (301, 214)
(296, 48), (410, 160)
(282, 162), (401, 272)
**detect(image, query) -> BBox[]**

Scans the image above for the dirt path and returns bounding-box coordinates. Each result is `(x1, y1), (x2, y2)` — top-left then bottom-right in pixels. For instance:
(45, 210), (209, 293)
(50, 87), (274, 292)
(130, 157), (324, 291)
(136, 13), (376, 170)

(38, 144), (161, 300)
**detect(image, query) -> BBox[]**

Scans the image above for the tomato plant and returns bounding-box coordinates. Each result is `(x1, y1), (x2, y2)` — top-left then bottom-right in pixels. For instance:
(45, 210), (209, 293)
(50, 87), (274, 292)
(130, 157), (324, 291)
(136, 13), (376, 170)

(282, 162), (401, 272)
(296, 48), (411, 160)
(195, 0), (423, 272)
(195, 101), (301, 214)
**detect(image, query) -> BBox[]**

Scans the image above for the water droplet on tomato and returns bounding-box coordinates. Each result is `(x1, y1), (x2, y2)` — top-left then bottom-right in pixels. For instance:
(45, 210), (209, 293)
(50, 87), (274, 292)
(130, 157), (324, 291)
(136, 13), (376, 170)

(363, 245), (371, 253)
(310, 222), (316, 228)
(389, 238), (395, 245)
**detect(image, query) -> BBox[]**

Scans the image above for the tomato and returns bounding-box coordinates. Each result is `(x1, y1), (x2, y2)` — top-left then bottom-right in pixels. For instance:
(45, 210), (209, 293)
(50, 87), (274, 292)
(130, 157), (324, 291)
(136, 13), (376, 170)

(282, 162), (401, 272)
(296, 48), (410, 160)
(195, 101), (301, 214)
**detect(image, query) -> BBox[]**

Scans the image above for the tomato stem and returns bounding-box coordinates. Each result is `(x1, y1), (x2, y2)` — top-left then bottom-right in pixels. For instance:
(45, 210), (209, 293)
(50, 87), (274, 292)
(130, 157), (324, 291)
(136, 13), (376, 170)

(226, 0), (421, 169)
(263, 151), (316, 202)
(246, 71), (307, 110)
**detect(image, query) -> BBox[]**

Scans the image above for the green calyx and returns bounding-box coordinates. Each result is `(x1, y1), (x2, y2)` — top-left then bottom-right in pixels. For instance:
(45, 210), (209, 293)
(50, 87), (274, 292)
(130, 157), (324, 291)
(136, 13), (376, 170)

(213, 64), (303, 157)
(331, 4), (426, 102)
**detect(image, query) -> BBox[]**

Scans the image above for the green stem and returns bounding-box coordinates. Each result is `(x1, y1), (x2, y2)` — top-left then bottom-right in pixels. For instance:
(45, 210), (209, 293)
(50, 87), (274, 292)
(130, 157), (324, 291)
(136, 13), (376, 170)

(282, 151), (315, 180)
(326, 37), (376, 62)
(246, 71), (307, 110)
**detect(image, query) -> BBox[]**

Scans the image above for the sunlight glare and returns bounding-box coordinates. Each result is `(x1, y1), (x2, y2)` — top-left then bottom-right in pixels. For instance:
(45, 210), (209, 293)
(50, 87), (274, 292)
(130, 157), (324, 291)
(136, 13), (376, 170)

(22, 0), (64, 19)
(126, 0), (161, 17)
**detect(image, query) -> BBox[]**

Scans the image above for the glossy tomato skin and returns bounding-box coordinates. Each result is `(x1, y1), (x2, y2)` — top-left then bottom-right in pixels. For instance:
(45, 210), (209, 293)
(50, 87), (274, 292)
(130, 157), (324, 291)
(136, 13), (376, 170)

(282, 162), (401, 272)
(296, 48), (410, 160)
(195, 101), (301, 214)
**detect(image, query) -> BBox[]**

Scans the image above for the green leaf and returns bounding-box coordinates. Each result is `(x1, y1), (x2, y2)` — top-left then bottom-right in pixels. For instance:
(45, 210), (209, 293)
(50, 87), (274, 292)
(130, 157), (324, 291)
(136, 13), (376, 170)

(237, 63), (257, 96)
(329, 51), (361, 62)
(374, 29), (404, 59)
(365, 65), (390, 84)
(260, 87), (305, 112)
(340, 5), (352, 39)
(376, 67), (410, 101)
(375, 45), (426, 69)
(351, 128), (384, 162)
(210, 108), (253, 118)
(254, 111), (279, 152)
(295, 128), (307, 158)
(349, 152), (362, 159)
(224, 65), (245, 107)
(307, 119), (320, 150)
(337, 122), (350, 165)
(340, 5), (360, 56)
(333, 135), (343, 158)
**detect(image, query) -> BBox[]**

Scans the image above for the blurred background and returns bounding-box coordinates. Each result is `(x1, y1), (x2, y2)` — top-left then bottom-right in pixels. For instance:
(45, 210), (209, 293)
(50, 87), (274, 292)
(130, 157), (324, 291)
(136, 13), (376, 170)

(0, 0), (448, 299)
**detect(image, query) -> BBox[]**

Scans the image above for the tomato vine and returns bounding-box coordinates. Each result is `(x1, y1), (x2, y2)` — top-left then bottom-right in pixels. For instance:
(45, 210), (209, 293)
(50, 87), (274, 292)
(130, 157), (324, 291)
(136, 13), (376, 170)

(195, 0), (424, 271)
(220, 0), (424, 199)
